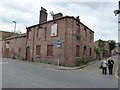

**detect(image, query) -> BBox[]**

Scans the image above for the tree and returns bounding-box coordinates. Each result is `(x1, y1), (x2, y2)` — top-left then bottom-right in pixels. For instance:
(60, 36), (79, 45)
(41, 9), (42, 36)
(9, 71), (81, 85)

(107, 40), (116, 54)
(94, 39), (106, 59)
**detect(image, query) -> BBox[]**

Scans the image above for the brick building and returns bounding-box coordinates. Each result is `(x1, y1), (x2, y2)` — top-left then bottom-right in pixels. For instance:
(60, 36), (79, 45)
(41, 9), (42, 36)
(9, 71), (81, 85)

(26, 7), (94, 65)
(2, 34), (26, 59)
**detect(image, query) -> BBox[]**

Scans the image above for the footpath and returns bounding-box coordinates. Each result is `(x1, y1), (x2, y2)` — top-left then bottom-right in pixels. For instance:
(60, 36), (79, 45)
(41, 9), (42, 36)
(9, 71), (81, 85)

(4, 58), (101, 70)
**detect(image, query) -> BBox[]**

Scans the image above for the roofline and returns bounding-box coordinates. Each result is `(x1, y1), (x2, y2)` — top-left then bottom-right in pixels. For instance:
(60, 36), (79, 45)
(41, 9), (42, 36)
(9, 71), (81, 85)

(26, 16), (94, 33)
(3, 34), (26, 40)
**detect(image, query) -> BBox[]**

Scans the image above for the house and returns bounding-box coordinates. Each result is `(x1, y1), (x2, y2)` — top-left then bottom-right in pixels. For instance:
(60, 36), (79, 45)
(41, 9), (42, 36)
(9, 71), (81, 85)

(2, 34), (26, 59)
(26, 7), (94, 65)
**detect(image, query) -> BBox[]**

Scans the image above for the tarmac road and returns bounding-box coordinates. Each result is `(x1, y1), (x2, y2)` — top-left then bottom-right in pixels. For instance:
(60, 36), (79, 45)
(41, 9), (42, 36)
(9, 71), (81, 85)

(1, 56), (118, 88)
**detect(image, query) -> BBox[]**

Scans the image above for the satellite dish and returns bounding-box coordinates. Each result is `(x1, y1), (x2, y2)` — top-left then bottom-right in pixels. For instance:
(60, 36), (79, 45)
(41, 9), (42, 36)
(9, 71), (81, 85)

(50, 11), (54, 16)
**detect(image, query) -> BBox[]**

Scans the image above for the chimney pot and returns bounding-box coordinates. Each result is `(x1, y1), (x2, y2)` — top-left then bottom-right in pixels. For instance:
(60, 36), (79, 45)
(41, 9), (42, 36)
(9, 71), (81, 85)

(53, 13), (63, 19)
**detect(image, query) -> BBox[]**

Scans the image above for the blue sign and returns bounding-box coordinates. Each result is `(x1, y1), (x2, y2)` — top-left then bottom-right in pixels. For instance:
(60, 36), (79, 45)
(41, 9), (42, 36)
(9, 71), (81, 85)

(57, 40), (61, 45)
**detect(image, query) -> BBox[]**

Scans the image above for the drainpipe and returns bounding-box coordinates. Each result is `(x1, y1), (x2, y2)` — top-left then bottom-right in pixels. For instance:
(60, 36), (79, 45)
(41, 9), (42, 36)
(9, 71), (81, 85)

(64, 18), (67, 65)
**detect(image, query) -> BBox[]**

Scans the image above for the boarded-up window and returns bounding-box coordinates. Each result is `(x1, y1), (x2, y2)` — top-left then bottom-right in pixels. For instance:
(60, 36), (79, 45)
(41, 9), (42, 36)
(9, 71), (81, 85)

(47, 45), (53, 56)
(36, 28), (39, 38)
(90, 32), (92, 42)
(51, 23), (57, 36)
(19, 47), (21, 53)
(84, 46), (87, 57)
(84, 28), (87, 40)
(36, 45), (41, 55)
(89, 48), (92, 56)
(76, 45), (80, 57)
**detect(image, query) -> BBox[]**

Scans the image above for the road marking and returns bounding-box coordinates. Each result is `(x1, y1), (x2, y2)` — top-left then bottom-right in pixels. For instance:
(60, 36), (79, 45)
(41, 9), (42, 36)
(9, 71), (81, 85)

(115, 65), (120, 79)
(0, 62), (9, 64)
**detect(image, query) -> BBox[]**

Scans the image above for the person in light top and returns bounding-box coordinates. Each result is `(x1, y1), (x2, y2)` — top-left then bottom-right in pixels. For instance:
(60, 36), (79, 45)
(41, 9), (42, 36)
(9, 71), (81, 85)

(101, 57), (108, 75)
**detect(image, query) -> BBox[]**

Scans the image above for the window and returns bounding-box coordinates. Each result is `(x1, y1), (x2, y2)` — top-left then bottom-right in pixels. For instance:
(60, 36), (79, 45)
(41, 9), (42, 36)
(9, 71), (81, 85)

(51, 23), (58, 37)
(84, 46), (87, 57)
(47, 45), (53, 56)
(76, 24), (80, 33)
(19, 47), (21, 53)
(90, 32), (92, 42)
(5, 42), (10, 48)
(36, 45), (41, 55)
(76, 45), (80, 57)
(89, 48), (92, 56)
(84, 28), (87, 40)
(36, 28), (39, 39)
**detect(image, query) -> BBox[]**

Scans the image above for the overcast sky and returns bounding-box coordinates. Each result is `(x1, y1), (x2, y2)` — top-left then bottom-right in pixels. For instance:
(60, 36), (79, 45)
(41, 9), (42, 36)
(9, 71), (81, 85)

(0, 0), (119, 42)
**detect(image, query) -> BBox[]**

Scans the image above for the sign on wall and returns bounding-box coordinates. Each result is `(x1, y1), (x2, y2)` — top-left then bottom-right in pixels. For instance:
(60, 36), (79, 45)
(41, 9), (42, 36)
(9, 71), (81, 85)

(51, 23), (57, 36)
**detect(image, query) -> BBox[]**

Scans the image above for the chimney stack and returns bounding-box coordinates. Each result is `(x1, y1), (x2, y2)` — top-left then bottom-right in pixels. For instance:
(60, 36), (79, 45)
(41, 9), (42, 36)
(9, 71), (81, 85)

(39, 7), (47, 23)
(53, 13), (63, 19)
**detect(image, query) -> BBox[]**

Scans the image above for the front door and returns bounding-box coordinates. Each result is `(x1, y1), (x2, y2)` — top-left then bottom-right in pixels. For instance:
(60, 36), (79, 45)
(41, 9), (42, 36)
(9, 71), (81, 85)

(26, 47), (30, 60)
(4, 48), (9, 58)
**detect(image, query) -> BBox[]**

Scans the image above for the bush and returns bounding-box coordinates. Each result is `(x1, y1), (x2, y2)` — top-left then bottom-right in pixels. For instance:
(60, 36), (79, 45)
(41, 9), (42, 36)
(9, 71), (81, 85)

(12, 56), (16, 59)
(76, 58), (89, 66)
(19, 56), (25, 61)
(47, 62), (51, 64)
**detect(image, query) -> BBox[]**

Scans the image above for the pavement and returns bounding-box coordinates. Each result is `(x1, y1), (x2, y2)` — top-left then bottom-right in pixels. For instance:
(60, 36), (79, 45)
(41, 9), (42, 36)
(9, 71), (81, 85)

(5, 57), (101, 70)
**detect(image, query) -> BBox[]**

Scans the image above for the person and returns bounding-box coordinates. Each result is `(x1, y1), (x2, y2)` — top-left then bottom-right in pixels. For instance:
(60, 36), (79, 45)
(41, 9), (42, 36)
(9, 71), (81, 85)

(108, 57), (114, 75)
(101, 57), (108, 75)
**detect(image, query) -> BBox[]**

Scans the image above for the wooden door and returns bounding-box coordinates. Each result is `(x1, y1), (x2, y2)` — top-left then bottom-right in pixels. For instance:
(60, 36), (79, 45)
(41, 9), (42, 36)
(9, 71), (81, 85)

(4, 48), (9, 58)
(26, 47), (30, 60)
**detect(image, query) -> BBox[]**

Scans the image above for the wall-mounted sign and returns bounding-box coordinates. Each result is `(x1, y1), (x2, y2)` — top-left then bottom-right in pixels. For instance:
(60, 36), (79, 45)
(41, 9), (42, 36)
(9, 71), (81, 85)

(51, 23), (57, 36)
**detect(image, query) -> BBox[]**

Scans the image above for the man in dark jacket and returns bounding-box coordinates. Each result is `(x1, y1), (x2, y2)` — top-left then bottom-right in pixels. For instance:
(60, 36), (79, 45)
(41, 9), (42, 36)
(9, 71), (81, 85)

(108, 57), (114, 75)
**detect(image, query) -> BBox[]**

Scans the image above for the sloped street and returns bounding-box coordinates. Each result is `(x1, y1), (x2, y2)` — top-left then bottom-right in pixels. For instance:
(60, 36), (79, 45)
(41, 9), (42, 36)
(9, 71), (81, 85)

(2, 56), (118, 88)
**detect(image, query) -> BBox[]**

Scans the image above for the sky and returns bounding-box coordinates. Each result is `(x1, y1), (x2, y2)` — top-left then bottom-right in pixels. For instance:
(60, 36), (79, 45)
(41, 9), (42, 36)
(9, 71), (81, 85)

(0, 0), (119, 42)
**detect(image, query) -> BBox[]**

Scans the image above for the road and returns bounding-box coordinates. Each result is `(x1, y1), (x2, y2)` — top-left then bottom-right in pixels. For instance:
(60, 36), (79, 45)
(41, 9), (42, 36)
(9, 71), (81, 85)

(2, 56), (118, 88)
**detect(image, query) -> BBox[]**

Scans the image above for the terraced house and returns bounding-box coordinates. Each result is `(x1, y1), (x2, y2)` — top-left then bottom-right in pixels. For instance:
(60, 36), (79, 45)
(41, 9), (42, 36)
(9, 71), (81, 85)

(2, 34), (26, 59)
(26, 7), (94, 65)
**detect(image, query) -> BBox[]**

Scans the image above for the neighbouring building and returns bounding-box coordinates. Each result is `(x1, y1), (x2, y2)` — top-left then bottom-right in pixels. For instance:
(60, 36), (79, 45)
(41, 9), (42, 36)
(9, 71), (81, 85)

(2, 34), (26, 59)
(26, 7), (94, 65)
(93, 40), (110, 59)
(0, 30), (16, 58)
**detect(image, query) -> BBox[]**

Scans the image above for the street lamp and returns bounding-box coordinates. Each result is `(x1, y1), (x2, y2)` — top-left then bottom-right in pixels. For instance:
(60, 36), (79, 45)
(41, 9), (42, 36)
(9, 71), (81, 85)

(12, 21), (16, 58)
(114, 1), (120, 81)
(13, 21), (16, 36)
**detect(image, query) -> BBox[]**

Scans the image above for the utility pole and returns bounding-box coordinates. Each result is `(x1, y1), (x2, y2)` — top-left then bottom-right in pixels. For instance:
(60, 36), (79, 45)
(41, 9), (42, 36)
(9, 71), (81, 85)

(13, 21), (16, 58)
(13, 21), (16, 36)
(114, 1), (120, 81)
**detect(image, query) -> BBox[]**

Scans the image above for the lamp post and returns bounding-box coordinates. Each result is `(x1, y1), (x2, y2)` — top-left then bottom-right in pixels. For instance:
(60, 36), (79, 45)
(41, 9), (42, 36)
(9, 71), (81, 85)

(13, 21), (16, 36)
(12, 21), (16, 58)
(114, 1), (120, 80)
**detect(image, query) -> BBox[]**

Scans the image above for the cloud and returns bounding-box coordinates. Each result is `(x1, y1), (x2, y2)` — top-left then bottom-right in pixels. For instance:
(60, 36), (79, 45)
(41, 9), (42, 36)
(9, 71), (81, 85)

(0, 0), (118, 42)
